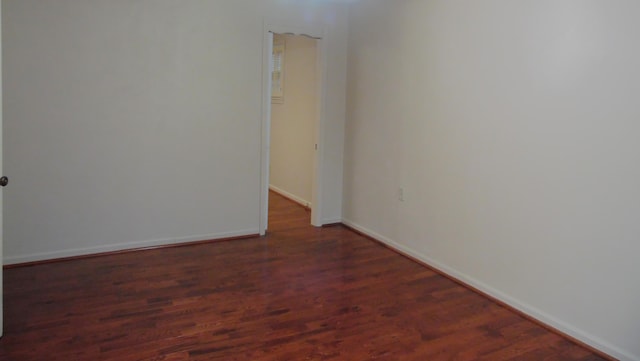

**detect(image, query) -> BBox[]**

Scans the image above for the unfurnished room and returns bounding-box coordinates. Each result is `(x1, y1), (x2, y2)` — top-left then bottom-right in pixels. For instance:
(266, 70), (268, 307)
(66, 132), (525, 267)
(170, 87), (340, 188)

(0, 1), (638, 360)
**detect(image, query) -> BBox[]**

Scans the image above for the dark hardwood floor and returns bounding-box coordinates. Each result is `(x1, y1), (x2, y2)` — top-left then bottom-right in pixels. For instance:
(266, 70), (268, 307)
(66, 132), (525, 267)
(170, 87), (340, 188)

(0, 191), (607, 360)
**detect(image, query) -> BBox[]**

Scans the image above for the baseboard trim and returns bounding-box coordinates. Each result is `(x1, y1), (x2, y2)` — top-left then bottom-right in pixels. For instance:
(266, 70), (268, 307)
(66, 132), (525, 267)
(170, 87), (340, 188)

(341, 219), (627, 361)
(269, 185), (311, 210)
(4, 230), (260, 268)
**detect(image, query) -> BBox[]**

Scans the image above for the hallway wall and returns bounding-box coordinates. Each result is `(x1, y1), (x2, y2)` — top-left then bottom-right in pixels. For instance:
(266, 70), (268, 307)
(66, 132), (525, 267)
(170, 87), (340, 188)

(270, 34), (317, 207)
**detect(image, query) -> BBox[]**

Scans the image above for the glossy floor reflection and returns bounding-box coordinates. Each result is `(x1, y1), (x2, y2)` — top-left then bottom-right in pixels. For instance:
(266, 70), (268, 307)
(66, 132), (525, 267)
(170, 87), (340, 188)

(0, 192), (606, 360)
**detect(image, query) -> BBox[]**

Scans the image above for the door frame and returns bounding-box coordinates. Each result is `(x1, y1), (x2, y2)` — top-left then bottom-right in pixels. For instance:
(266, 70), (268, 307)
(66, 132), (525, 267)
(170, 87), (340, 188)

(259, 20), (327, 235)
(0, 0), (4, 337)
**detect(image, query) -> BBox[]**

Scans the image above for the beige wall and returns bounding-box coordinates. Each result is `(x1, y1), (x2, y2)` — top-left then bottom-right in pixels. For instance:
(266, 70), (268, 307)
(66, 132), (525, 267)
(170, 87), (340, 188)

(2, 0), (348, 263)
(270, 34), (317, 207)
(344, 1), (640, 360)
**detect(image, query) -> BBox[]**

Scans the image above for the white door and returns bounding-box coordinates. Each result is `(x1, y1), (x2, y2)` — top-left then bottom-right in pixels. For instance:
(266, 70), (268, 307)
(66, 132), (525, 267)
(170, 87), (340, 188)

(1, 1), (4, 337)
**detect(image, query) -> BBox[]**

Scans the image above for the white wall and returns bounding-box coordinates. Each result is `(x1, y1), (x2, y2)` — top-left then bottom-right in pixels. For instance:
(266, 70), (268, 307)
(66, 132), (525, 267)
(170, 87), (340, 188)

(2, 0), (348, 264)
(344, 1), (640, 360)
(270, 34), (317, 207)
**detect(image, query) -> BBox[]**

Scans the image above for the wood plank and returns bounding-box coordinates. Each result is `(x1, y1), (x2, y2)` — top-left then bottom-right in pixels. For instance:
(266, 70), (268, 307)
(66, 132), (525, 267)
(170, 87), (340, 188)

(0, 191), (609, 360)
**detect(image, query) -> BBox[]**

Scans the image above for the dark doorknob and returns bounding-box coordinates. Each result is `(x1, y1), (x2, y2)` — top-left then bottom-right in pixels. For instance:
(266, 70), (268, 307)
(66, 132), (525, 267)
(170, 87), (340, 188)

(0, 176), (8, 187)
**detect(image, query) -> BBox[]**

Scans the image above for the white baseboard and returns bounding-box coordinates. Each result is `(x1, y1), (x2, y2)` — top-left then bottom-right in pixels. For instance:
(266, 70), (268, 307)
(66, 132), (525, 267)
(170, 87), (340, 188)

(4, 229), (259, 265)
(269, 184), (311, 208)
(341, 218), (636, 361)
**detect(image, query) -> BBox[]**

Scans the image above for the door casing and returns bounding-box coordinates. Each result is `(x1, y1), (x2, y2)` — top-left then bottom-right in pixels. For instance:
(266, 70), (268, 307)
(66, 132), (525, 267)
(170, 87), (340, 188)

(260, 19), (327, 234)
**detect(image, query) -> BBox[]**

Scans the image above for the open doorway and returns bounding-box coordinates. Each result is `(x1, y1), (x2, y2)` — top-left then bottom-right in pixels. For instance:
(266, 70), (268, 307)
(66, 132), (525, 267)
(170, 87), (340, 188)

(260, 24), (326, 235)
(268, 33), (318, 225)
